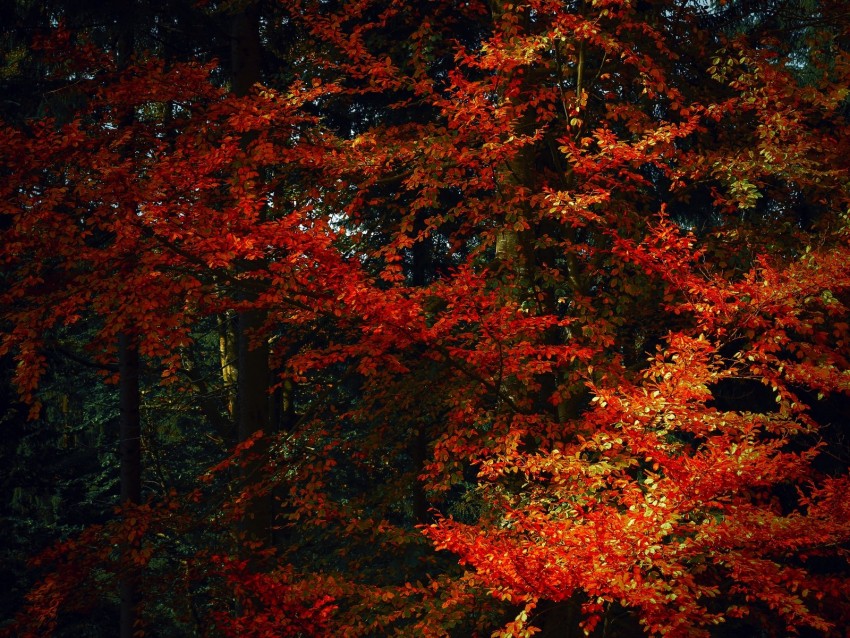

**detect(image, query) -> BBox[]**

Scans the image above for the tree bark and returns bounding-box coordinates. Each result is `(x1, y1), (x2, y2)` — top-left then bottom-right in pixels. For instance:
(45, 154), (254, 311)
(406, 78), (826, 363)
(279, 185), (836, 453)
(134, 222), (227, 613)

(230, 1), (275, 545)
(118, 332), (141, 638)
(116, 3), (141, 634)
(410, 224), (432, 524)
(218, 312), (238, 424)
(236, 310), (271, 443)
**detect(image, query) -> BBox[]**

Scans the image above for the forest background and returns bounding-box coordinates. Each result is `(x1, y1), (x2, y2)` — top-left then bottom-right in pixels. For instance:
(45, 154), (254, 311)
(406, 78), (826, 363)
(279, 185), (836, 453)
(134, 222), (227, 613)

(2, 0), (850, 636)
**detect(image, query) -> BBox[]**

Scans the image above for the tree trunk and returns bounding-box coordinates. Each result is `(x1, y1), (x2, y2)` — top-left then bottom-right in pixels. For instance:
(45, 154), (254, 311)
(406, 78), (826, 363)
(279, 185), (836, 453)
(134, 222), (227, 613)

(118, 332), (141, 638)
(487, 4), (590, 635)
(230, 1), (274, 545)
(236, 310), (271, 443)
(410, 220), (432, 524)
(116, 3), (141, 634)
(218, 312), (238, 424)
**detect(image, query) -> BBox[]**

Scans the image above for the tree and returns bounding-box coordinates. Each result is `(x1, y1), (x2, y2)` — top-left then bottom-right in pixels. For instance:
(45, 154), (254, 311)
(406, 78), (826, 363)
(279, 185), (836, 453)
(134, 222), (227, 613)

(284, 2), (850, 634)
(2, 0), (850, 636)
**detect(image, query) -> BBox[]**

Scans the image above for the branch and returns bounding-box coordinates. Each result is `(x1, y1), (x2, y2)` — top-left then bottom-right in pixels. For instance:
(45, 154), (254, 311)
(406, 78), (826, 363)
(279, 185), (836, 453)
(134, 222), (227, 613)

(47, 341), (119, 372)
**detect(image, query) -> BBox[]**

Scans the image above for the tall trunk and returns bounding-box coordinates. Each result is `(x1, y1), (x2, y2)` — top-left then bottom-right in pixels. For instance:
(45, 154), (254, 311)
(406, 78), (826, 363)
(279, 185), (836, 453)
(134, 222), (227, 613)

(487, 4), (591, 636)
(118, 332), (141, 638)
(230, 1), (274, 545)
(231, 3), (261, 97)
(119, 334), (142, 506)
(230, 1), (266, 444)
(116, 4), (141, 635)
(410, 222), (432, 524)
(218, 312), (238, 424)
(236, 311), (271, 443)
(271, 377), (297, 433)
(486, 0), (539, 417)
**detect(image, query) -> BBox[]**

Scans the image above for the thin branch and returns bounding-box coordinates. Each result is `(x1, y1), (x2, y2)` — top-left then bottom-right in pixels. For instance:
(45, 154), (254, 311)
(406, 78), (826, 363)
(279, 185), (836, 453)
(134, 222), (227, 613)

(48, 341), (120, 372)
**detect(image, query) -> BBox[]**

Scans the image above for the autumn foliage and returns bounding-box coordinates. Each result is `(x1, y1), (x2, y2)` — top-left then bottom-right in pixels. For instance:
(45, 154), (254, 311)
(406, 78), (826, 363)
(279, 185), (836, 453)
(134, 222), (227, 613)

(2, 0), (850, 636)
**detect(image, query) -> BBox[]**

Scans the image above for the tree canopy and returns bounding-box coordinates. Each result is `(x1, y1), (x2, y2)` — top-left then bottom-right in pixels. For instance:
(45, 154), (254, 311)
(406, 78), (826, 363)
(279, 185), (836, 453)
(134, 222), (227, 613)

(2, 1), (850, 636)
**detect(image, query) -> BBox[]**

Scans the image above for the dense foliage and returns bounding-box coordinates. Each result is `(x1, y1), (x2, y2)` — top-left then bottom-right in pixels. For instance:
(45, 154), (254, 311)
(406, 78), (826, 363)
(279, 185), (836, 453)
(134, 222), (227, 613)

(2, 0), (850, 636)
